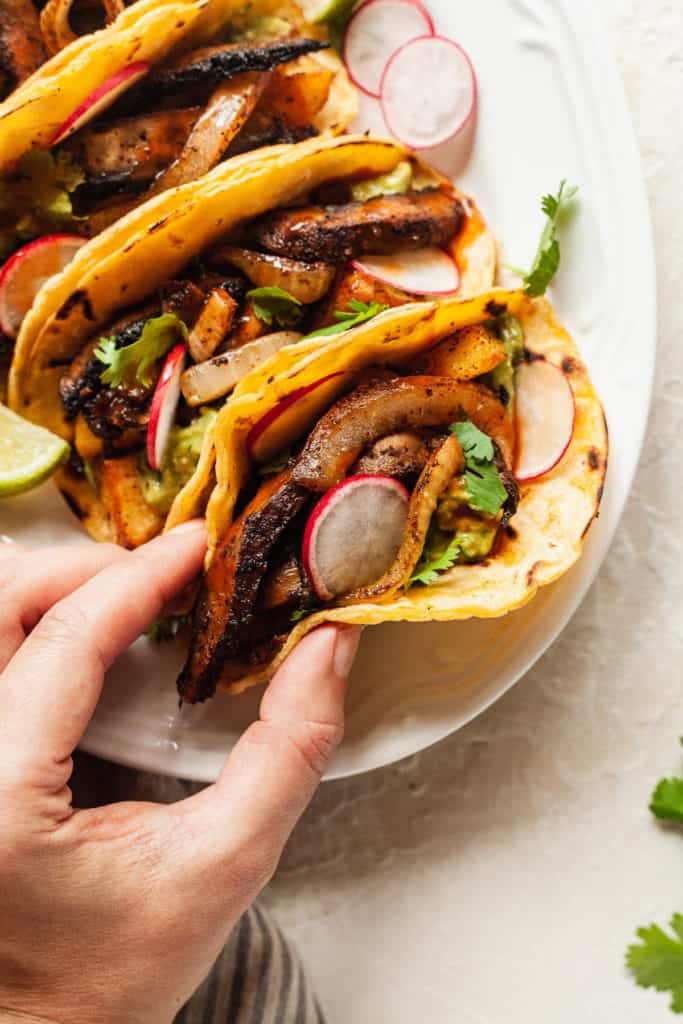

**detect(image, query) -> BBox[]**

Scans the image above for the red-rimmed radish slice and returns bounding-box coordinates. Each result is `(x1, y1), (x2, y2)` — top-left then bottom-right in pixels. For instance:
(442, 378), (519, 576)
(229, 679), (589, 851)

(302, 473), (409, 600)
(353, 248), (460, 295)
(0, 233), (85, 338)
(343, 0), (434, 98)
(514, 359), (576, 482)
(247, 371), (347, 463)
(46, 62), (150, 147)
(380, 36), (476, 150)
(147, 344), (186, 472)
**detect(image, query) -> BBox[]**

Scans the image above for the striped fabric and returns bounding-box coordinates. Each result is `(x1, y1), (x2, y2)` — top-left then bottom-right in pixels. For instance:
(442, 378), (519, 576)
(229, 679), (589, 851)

(175, 903), (325, 1024)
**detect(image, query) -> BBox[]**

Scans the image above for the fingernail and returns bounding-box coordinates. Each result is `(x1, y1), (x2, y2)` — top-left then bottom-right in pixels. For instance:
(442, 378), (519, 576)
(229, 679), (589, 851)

(333, 626), (362, 679)
(169, 518), (206, 535)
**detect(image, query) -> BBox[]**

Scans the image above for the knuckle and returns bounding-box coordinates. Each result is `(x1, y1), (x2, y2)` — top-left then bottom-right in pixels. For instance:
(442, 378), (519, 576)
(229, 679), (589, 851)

(37, 601), (90, 645)
(287, 720), (345, 778)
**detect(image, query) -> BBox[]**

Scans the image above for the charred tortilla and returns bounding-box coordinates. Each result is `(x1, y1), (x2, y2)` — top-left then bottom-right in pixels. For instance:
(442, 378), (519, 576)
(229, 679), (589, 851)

(169, 289), (607, 697)
(9, 134), (496, 546)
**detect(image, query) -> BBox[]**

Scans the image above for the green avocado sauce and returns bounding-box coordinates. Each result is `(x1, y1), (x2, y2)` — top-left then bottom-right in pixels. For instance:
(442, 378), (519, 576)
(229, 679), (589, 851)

(490, 314), (525, 414)
(350, 161), (413, 204)
(140, 408), (216, 514)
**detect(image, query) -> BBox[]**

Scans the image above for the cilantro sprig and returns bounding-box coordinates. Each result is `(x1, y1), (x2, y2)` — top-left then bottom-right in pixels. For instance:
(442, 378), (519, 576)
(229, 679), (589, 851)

(290, 607), (312, 623)
(627, 737), (683, 1013)
(409, 535), (463, 587)
(247, 286), (302, 328)
(451, 420), (507, 516)
(511, 180), (578, 297)
(94, 313), (187, 389)
(303, 300), (390, 340)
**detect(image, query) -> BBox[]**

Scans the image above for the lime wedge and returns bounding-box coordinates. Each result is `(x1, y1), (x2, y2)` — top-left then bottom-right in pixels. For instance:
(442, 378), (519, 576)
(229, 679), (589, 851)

(0, 404), (70, 497)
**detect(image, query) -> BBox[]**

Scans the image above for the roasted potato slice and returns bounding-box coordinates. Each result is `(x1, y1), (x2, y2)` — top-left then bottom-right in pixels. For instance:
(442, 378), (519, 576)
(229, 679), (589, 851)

(265, 55), (335, 127)
(406, 324), (505, 380)
(99, 454), (164, 548)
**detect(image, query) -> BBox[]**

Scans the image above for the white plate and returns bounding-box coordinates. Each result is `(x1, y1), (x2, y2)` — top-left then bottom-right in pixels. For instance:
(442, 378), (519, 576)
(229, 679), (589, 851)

(0, 0), (654, 782)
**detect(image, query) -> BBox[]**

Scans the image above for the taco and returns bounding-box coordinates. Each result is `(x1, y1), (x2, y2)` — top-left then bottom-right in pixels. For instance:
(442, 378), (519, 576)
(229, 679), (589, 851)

(172, 288), (607, 701)
(0, 0), (356, 392)
(9, 134), (495, 546)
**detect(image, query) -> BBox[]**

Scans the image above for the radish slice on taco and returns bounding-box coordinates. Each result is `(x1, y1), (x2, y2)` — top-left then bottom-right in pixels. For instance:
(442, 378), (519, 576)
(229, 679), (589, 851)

(9, 134), (495, 546)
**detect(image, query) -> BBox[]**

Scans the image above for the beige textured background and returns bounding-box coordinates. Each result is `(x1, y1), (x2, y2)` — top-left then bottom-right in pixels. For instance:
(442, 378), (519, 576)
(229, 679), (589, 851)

(260, 2), (683, 1020)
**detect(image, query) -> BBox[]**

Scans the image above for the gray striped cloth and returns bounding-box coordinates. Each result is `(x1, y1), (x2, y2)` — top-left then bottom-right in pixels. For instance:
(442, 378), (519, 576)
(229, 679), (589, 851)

(175, 903), (325, 1024)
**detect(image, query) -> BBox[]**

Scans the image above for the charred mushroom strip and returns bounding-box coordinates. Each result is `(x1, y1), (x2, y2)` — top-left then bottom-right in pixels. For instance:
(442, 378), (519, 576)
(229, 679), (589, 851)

(352, 430), (436, 487)
(224, 109), (316, 157)
(114, 39), (329, 112)
(186, 288), (237, 363)
(249, 189), (464, 263)
(65, 109), (201, 185)
(161, 280), (206, 326)
(292, 376), (514, 492)
(258, 547), (314, 611)
(178, 469), (309, 703)
(345, 434), (464, 603)
(0, 0), (46, 94)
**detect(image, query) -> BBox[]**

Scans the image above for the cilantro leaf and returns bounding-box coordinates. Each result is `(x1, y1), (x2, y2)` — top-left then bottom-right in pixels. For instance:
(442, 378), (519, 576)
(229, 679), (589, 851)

(516, 180), (578, 298)
(650, 777), (683, 824)
(145, 614), (189, 644)
(303, 300), (390, 340)
(626, 915), (683, 1013)
(451, 419), (507, 515)
(94, 313), (187, 389)
(247, 286), (302, 328)
(463, 458), (508, 515)
(451, 420), (494, 462)
(290, 607), (312, 623)
(409, 535), (463, 586)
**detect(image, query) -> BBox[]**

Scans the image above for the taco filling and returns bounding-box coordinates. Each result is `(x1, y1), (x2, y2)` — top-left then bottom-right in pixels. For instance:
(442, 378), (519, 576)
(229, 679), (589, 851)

(0, 0), (355, 379)
(52, 153), (480, 544)
(176, 311), (528, 703)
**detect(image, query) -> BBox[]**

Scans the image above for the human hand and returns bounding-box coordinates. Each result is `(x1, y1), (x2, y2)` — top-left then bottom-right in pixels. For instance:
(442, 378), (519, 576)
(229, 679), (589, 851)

(0, 522), (360, 1024)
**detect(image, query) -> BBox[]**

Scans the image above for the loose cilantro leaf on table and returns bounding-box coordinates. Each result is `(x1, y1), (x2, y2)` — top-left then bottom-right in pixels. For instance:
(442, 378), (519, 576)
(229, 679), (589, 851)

(303, 300), (390, 340)
(409, 535), (463, 587)
(650, 777), (683, 824)
(627, 915), (683, 1014)
(95, 313), (187, 389)
(510, 180), (578, 297)
(451, 420), (507, 516)
(248, 286), (302, 328)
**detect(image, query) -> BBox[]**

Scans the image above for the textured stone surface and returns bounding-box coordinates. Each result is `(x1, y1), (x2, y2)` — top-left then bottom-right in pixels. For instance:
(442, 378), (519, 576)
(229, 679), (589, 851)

(259, 2), (683, 1020)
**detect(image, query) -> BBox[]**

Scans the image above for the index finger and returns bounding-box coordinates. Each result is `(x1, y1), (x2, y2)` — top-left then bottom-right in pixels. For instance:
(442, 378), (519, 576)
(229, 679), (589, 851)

(1, 521), (206, 768)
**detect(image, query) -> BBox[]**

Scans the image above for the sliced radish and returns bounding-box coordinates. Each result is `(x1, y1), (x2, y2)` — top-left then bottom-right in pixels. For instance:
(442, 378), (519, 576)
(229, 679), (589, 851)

(302, 473), (409, 600)
(380, 36), (476, 150)
(353, 248), (460, 295)
(0, 234), (85, 338)
(46, 62), (150, 147)
(515, 359), (576, 482)
(343, 0), (434, 98)
(147, 344), (186, 472)
(246, 371), (347, 464)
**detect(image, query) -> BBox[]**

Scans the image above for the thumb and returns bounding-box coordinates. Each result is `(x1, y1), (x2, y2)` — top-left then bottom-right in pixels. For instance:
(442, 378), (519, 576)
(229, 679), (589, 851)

(179, 625), (361, 883)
